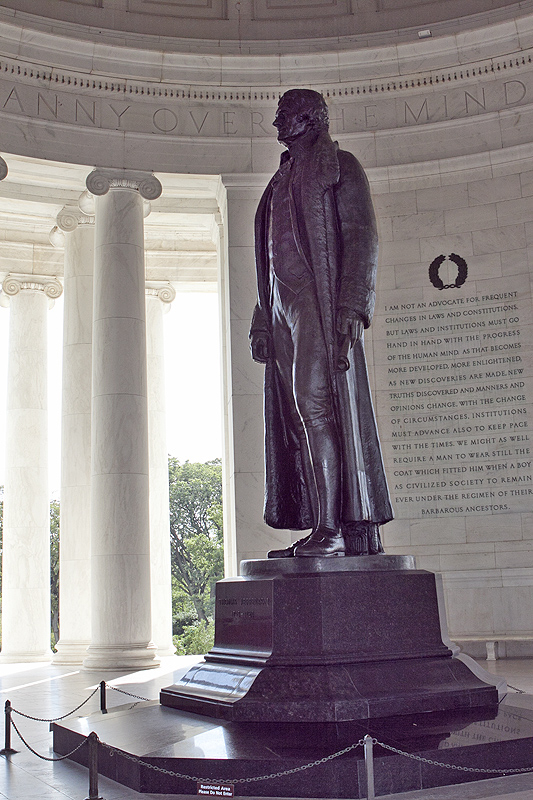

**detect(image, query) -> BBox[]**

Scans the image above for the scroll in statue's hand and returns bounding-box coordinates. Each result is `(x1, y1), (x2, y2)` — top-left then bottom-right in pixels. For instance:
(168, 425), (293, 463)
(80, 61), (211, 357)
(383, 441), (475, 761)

(250, 330), (271, 364)
(337, 308), (364, 346)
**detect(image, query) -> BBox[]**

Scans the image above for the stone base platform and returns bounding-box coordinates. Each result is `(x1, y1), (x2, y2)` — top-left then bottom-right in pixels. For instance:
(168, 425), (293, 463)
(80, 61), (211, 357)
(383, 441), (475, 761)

(160, 556), (499, 722)
(52, 700), (533, 797)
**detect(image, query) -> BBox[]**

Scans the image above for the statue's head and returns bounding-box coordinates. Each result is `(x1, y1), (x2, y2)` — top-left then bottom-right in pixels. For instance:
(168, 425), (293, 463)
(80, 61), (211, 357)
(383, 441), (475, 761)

(273, 89), (329, 146)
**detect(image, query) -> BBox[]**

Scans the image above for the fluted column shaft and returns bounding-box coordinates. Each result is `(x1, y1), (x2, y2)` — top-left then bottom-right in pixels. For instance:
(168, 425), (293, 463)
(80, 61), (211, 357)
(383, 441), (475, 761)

(146, 284), (176, 656)
(83, 169), (162, 670)
(53, 207), (95, 664)
(0, 274), (62, 661)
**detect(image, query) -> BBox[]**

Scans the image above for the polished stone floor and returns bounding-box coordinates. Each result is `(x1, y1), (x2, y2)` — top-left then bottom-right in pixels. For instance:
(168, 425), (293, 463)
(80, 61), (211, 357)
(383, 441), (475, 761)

(0, 655), (532, 799)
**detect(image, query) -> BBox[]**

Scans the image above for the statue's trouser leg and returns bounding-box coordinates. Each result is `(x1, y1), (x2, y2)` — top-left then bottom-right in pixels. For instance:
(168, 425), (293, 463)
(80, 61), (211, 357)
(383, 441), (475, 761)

(270, 279), (344, 555)
(304, 420), (341, 535)
(368, 525), (385, 554)
(266, 436), (314, 557)
(293, 419), (345, 556)
(299, 432), (319, 528)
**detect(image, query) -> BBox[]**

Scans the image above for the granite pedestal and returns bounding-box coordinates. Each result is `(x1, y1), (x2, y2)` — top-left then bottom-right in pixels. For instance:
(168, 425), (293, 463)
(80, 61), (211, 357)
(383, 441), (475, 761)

(52, 697), (533, 797)
(160, 556), (499, 721)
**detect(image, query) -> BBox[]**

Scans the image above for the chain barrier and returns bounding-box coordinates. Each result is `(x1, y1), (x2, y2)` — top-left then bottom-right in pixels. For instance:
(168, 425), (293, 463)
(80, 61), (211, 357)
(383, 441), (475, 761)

(3, 676), (533, 796)
(374, 738), (533, 775)
(105, 685), (150, 703)
(10, 716), (88, 763)
(507, 683), (527, 694)
(10, 686), (100, 723)
(8, 681), (150, 724)
(102, 738), (365, 784)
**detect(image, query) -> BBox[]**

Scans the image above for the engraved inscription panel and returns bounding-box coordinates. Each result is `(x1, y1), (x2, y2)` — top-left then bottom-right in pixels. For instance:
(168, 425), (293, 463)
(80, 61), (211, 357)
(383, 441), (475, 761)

(0, 73), (532, 140)
(375, 274), (533, 520)
(214, 580), (273, 652)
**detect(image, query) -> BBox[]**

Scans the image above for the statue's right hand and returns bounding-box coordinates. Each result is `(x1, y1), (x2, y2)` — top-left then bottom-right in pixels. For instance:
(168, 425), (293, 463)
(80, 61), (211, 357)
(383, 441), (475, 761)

(250, 331), (271, 364)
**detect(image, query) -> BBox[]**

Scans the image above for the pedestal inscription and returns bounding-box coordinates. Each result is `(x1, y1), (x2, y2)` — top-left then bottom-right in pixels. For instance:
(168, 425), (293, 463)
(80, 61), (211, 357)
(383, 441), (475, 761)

(213, 578), (273, 657)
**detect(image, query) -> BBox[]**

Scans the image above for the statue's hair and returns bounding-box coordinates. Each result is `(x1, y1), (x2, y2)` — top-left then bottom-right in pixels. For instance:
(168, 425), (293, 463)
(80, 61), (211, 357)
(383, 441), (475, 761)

(279, 89), (329, 130)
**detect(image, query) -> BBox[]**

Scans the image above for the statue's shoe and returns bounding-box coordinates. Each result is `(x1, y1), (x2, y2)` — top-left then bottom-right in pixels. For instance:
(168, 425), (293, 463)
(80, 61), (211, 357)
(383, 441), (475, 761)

(267, 535), (311, 558)
(294, 529), (345, 557)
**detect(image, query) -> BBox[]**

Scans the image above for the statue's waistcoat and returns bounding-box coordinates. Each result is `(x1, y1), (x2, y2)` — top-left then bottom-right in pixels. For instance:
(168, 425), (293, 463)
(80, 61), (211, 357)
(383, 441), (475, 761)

(268, 158), (313, 296)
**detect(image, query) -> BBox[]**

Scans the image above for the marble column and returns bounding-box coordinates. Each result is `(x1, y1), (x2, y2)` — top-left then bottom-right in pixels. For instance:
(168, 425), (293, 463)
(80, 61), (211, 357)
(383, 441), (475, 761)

(146, 282), (176, 656)
(219, 176), (292, 568)
(213, 201), (237, 577)
(52, 205), (95, 665)
(0, 273), (62, 662)
(83, 169), (162, 671)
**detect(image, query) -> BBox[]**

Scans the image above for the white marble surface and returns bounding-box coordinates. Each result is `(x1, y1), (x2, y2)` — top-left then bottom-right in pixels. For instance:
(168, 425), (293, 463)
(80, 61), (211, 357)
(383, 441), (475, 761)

(85, 179), (158, 670)
(1, 286), (53, 661)
(372, 141), (533, 643)
(54, 219), (94, 665)
(0, 4), (531, 173)
(146, 290), (175, 656)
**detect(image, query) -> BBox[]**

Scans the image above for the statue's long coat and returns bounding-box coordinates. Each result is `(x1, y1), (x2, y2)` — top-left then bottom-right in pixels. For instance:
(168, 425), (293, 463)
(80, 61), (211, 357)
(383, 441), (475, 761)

(251, 132), (393, 530)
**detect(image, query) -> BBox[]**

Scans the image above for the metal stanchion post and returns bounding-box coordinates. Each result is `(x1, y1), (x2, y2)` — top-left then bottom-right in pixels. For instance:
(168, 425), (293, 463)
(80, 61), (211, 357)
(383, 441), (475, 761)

(364, 734), (375, 800)
(0, 700), (18, 755)
(85, 731), (104, 800)
(100, 682), (107, 714)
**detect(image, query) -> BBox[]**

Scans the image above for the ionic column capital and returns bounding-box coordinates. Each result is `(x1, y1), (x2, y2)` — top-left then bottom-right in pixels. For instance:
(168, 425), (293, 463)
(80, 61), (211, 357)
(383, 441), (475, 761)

(50, 204), (96, 248)
(145, 281), (176, 307)
(86, 169), (162, 201)
(57, 205), (95, 232)
(78, 189), (95, 215)
(0, 156), (8, 181)
(1, 273), (63, 307)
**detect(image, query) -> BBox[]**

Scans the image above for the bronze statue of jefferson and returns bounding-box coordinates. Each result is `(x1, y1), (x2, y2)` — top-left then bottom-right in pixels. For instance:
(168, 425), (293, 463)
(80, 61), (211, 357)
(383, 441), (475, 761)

(250, 89), (393, 558)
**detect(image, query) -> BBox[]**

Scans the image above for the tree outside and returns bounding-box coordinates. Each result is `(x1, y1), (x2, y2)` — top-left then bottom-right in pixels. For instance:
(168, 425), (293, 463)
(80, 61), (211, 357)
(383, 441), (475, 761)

(168, 458), (224, 654)
(50, 499), (60, 648)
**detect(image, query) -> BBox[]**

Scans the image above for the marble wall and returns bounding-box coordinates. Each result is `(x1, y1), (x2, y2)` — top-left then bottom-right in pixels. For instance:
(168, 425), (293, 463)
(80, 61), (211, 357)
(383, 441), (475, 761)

(368, 144), (533, 651)
(0, 0), (520, 44)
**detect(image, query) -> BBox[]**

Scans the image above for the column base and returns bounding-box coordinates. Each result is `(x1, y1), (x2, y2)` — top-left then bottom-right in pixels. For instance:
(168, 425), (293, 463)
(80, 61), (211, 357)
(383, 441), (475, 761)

(53, 641), (90, 665)
(156, 645), (177, 658)
(83, 644), (160, 671)
(0, 650), (53, 663)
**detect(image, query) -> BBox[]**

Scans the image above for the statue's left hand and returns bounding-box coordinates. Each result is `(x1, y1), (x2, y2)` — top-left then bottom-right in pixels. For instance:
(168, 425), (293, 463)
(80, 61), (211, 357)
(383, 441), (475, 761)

(337, 307), (364, 346)
(250, 329), (271, 363)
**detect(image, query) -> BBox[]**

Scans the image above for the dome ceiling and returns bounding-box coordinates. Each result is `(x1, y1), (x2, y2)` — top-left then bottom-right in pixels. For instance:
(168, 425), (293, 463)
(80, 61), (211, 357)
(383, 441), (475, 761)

(0, 0), (527, 48)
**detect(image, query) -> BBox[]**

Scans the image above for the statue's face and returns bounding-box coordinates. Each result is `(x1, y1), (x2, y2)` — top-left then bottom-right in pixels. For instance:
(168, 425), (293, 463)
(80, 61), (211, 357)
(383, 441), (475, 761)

(273, 99), (310, 145)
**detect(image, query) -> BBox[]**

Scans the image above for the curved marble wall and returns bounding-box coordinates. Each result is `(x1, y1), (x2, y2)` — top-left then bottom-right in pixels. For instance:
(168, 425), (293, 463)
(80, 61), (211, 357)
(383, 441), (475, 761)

(0, 8), (530, 171)
(0, 0), (525, 44)
(0, 2), (532, 652)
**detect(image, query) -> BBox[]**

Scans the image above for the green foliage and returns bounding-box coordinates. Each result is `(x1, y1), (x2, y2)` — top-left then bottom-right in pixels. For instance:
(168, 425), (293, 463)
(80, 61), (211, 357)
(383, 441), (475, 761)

(169, 458), (223, 653)
(173, 620), (215, 656)
(50, 499), (60, 649)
